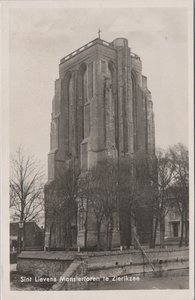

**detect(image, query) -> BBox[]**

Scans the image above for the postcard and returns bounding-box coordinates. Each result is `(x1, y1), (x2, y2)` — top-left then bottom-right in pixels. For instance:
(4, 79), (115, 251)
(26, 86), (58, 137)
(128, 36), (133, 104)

(1, 0), (194, 299)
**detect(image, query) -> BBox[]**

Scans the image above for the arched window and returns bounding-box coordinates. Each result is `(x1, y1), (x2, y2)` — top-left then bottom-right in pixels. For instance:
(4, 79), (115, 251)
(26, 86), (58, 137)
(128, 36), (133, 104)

(78, 64), (89, 169)
(104, 62), (114, 147)
(108, 61), (114, 98)
(83, 69), (87, 104)
(78, 63), (89, 144)
(131, 72), (137, 152)
(63, 71), (72, 157)
(87, 62), (94, 100)
(108, 61), (117, 151)
(144, 97), (148, 153)
(68, 75), (73, 155)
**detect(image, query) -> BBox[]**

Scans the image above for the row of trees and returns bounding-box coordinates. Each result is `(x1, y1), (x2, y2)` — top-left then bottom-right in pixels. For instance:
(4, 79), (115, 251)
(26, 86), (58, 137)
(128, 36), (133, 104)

(151, 144), (189, 247)
(10, 143), (189, 251)
(45, 143), (189, 250)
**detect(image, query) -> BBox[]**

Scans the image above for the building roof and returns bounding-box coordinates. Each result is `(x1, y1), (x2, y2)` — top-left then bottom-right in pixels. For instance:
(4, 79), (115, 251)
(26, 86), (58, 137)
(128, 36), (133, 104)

(60, 37), (141, 66)
(60, 38), (113, 64)
(10, 222), (43, 236)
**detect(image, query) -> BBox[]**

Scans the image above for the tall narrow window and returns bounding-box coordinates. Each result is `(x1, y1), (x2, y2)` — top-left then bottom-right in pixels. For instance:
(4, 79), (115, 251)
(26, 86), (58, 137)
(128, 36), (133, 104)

(145, 97), (148, 153)
(83, 69), (87, 104)
(68, 76), (73, 154)
(84, 103), (90, 138)
(84, 63), (91, 138)
(88, 62), (94, 99)
(132, 73), (137, 152)
(78, 64), (87, 151)
(108, 61), (117, 152)
(104, 63), (114, 147)
(78, 63), (90, 168)
(78, 63), (92, 153)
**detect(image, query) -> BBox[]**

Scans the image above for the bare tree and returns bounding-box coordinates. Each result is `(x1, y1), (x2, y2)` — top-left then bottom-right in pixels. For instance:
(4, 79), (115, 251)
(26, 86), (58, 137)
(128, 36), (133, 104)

(169, 143), (189, 246)
(82, 159), (118, 250)
(155, 148), (175, 248)
(87, 157), (138, 250)
(10, 146), (44, 252)
(46, 159), (82, 250)
(78, 171), (94, 250)
(10, 146), (44, 224)
(133, 152), (158, 248)
(117, 156), (138, 249)
(99, 160), (118, 250)
(84, 183), (105, 251)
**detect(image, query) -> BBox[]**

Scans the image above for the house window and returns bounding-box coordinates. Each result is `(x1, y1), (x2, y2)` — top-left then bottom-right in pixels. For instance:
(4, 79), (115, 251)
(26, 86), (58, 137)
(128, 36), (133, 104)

(172, 222), (179, 237)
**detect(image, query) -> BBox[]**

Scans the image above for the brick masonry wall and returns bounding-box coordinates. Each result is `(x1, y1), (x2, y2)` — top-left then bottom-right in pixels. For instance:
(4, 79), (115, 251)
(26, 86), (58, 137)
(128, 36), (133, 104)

(87, 247), (189, 263)
(87, 248), (189, 278)
(17, 258), (72, 278)
(16, 248), (188, 289)
(88, 259), (189, 278)
(52, 256), (88, 290)
(17, 251), (75, 278)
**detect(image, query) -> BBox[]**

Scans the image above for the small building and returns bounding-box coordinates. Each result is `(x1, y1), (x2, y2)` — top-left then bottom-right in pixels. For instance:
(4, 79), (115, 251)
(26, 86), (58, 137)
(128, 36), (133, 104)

(165, 204), (189, 246)
(10, 222), (44, 252)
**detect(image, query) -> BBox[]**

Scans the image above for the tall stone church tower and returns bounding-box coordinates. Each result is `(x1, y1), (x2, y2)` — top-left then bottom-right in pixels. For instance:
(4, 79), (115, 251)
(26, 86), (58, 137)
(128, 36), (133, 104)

(45, 37), (155, 249)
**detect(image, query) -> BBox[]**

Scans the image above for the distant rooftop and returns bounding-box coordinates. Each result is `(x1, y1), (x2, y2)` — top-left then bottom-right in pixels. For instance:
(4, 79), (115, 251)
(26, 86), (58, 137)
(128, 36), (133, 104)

(10, 221), (43, 236)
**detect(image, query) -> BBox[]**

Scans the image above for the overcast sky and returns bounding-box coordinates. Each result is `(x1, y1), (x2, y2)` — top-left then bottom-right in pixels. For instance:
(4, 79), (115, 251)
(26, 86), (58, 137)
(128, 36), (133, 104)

(9, 5), (189, 174)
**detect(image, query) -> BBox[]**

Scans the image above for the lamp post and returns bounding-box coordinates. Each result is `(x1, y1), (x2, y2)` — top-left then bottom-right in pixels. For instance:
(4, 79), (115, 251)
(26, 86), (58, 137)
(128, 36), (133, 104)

(18, 220), (24, 254)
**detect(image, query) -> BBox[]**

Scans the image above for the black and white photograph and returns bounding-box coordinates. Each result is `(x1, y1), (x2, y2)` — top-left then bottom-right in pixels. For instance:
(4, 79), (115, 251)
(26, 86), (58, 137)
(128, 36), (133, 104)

(1, 0), (194, 299)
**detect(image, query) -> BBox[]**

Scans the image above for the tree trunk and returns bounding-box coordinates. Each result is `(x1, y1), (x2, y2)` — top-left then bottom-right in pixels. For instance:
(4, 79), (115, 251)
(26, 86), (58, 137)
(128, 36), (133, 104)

(17, 225), (21, 254)
(75, 206), (78, 246)
(149, 209), (154, 249)
(84, 200), (88, 249)
(65, 221), (72, 250)
(184, 209), (188, 246)
(160, 212), (165, 248)
(179, 214), (184, 247)
(108, 228), (113, 250)
(105, 217), (113, 250)
(118, 209), (124, 246)
(126, 210), (132, 249)
(22, 222), (26, 250)
(119, 216), (124, 246)
(84, 213), (88, 250)
(105, 220), (109, 250)
(108, 216), (113, 250)
(97, 222), (101, 251)
(49, 223), (54, 250)
(151, 214), (158, 248)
